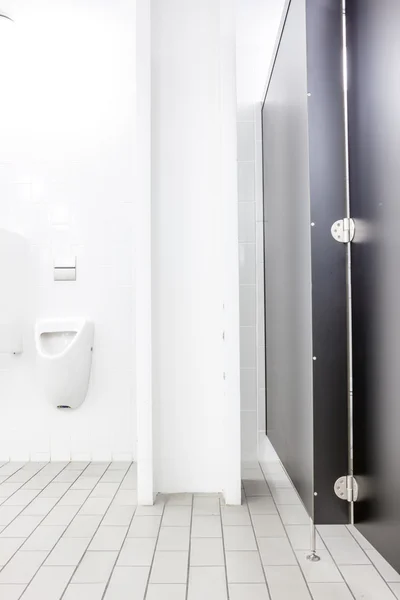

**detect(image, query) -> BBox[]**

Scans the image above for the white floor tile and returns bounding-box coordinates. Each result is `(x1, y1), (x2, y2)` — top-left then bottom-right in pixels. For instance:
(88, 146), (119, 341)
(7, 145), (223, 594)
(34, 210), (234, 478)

(162, 507), (191, 528)
(251, 515), (286, 538)
(150, 552), (188, 584)
(340, 565), (397, 599)
(41, 506), (79, 527)
(89, 483), (119, 498)
(0, 506), (23, 527)
(19, 565), (74, 599)
(258, 537), (297, 566)
(226, 551), (265, 583)
(21, 498), (58, 517)
(128, 516), (162, 538)
(364, 548), (400, 582)
(79, 498), (112, 516)
(100, 471), (126, 484)
(52, 471), (81, 484)
(188, 566), (227, 600)
(1, 516), (42, 538)
(285, 525), (325, 551)
(229, 583), (270, 600)
(157, 527), (190, 551)
(102, 505), (136, 526)
(89, 526), (127, 551)
(22, 526), (65, 552)
(112, 490), (137, 506)
(45, 538), (90, 566)
(165, 494), (193, 506)
(117, 538), (157, 566)
(223, 526), (257, 551)
(272, 488), (300, 505)
(221, 506), (251, 526)
(105, 462), (130, 472)
(62, 583), (106, 600)
(390, 583), (400, 599)
(0, 584), (26, 599)
(309, 582), (355, 599)
(264, 565), (312, 600)
(324, 536), (370, 565)
(296, 549), (343, 583)
(190, 538), (225, 566)
(318, 526), (352, 539)
(146, 583), (186, 600)
(3, 491), (39, 507)
(246, 497), (277, 516)
(72, 551), (117, 583)
(23, 477), (53, 491)
(0, 485), (24, 500)
(135, 499), (164, 517)
(103, 566), (149, 600)
(59, 490), (91, 506)
(0, 551), (47, 584)
(0, 538), (25, 566)
(70, 478), (100, 491)
(63, 516), (102, 538)
(191, 517), (221, 538)
(346, 526), (374, 551)
(243, 481), (271, 497)
(193, 497), (220, 516)
(277, 504), (309, 525)
(39, 483), (70, 498)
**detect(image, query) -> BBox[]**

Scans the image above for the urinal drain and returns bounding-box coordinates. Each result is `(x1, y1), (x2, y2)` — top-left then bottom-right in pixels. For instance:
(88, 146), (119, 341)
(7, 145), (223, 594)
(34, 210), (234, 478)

(57, 405), (72, 409)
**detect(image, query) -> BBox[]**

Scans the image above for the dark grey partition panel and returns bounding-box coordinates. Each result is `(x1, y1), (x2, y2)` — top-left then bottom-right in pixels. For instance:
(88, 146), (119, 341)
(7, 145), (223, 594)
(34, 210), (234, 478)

(263, 0), (348, 523)
(348, 0), (400, 571)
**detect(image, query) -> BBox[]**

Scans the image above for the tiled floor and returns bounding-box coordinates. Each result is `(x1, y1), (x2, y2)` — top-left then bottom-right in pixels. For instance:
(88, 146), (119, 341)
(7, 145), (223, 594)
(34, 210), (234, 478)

(0, 460), (399, 599)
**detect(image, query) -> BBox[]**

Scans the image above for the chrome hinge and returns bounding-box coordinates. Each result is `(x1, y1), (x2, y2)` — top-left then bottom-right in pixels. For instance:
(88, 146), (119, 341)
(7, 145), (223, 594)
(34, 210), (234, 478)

(334, 475), (359, 502)
(331, 218), (355, 243)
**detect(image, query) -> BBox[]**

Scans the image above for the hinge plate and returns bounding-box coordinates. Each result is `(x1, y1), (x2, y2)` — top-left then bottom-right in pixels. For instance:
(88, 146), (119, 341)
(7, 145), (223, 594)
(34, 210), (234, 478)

(334, 475), (359, 502)
(331, 218), (355, 243)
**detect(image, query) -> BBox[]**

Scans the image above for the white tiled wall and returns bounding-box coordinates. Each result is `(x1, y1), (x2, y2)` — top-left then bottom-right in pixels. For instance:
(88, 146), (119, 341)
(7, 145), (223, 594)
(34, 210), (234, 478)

(238, 104), (266, 461)
(0, 0), (136, 462)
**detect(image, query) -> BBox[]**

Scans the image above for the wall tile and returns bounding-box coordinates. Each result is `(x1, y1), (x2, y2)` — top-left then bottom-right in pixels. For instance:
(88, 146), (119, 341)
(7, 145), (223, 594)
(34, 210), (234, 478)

(238, 203), (256, 243)
(239, 244), (256, 285)
(240, 327), (256, 370)
(240, 369), (257, 412)
(237, 123), (255, 162)
(238, 163), (255, 203)
(241, 411), (258, 462)
(237, 104), (255, 123)
(239, 286), (256, 327)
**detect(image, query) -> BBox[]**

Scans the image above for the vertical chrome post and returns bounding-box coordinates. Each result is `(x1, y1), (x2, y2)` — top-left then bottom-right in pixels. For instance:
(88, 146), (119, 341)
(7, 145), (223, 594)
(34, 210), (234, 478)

(306, 519), (320, 562)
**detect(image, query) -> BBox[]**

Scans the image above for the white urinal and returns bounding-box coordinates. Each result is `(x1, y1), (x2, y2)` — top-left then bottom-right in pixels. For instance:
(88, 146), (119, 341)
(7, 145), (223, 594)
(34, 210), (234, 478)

(35, 318), (94, 409)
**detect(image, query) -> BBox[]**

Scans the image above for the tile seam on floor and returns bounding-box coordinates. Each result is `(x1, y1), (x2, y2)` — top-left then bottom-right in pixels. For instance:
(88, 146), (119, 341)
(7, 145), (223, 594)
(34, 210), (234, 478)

(141, 499), (167, 600)
(0, 462), (50, 509)
(241, 480), (271, 597)
(258, 461), (317, 600)
(219, 497), (230, 599)
(57, 462), (132, 600)
(184, 495), (194, 600)
(0, 461), (80, 576)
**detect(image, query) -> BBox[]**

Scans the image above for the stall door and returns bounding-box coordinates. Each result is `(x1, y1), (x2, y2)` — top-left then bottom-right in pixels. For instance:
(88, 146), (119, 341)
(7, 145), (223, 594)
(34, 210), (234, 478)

(262, 0), (349, 524)
(348, 0), (400, 572)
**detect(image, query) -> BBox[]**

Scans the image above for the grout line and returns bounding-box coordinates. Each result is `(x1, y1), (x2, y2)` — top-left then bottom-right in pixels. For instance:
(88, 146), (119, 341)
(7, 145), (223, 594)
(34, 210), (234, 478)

(242, 481), (273, 600)
(0, 462), (50, 506)
(141, 498), (168, 600)
(219, 497), (231, 600)
(57, 462), (133, 600)
(345, 525), (399, 597)
(0, 461), (92, 593)
(184, 495), (194, 600)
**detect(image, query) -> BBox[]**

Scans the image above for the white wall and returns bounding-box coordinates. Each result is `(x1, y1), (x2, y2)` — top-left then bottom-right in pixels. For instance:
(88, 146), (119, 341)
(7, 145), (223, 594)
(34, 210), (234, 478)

(237, 103), (265, 462)
(151, 0), (241, 499)
(0, 0), (137, 461)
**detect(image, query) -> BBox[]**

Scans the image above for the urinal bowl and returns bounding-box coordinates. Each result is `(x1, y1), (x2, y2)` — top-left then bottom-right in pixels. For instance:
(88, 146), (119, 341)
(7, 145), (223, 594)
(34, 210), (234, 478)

(35, 318), (94, 409)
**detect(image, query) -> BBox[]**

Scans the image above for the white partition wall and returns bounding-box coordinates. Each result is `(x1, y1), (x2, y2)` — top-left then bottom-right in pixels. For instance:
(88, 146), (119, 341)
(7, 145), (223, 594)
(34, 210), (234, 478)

(149, 0), (241, 501)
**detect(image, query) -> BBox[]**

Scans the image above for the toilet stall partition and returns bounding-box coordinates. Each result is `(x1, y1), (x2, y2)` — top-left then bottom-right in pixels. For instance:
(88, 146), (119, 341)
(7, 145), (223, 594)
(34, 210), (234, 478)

(262, 0), (349, 524)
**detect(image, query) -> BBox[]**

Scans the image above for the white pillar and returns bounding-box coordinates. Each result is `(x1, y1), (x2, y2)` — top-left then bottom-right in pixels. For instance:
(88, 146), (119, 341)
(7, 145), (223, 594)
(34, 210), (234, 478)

(136, 0), (154, 505)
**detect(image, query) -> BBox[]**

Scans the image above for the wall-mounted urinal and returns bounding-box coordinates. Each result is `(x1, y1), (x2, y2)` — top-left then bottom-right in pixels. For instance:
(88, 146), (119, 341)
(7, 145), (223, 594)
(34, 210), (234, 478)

(35, 318), (94, 409)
